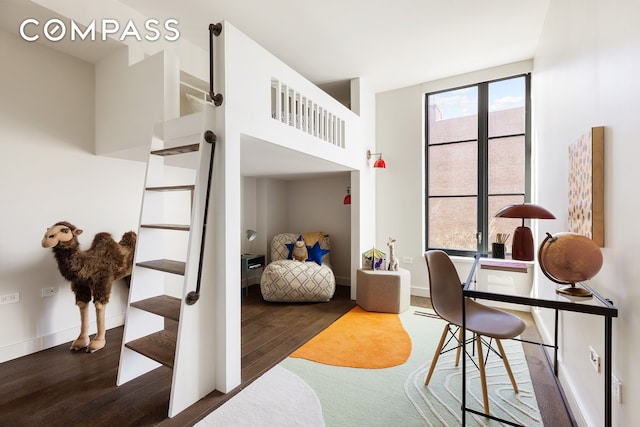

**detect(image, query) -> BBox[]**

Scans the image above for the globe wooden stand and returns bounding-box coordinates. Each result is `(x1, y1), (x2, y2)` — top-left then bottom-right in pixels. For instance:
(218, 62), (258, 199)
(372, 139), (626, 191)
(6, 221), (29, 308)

(556, 283), (592, 297)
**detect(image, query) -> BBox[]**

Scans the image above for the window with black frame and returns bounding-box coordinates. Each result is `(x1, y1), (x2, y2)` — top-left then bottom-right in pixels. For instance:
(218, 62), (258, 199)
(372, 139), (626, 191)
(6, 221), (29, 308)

(425, 74), (531, 256)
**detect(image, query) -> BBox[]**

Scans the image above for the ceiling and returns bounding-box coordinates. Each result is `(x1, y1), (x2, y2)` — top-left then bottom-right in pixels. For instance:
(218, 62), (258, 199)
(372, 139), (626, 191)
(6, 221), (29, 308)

(0, 0), (551, 93)
(1, 0), (551, 180)
(118, 0), (550, 94)
(115, 0), (550, 180)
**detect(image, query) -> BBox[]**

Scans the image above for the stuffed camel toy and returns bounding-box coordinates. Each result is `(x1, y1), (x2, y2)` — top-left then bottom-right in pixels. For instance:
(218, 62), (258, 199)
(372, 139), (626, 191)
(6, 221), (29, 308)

(41, 221), (136, 353)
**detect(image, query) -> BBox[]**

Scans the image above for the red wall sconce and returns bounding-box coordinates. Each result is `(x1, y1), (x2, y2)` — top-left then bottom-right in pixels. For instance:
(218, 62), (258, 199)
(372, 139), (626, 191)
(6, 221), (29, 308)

(367, 150), (386, 168)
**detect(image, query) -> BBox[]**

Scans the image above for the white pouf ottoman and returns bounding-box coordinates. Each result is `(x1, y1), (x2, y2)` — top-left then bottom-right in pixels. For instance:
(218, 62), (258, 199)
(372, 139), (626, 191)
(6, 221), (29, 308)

(356, 268), (411, 313)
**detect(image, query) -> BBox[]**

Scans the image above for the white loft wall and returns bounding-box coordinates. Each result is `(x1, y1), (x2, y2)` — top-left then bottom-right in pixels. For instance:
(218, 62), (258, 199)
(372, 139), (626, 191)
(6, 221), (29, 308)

(223, 19), (372, 306)
(221, 22), (363, 171)
(350, 78), (377, 300)
(32, 0), (208, 81)
(0, 29), (145, 362)
(95, 48), (180, 161)
(533, 0), (640, 425)
(375, 61), (533, 295)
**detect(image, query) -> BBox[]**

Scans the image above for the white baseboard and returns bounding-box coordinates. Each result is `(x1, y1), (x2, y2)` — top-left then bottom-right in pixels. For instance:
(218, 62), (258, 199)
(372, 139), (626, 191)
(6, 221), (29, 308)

(411, 286), (429, 298)
(0, 314), (125, 363)
(335, 276), (351, 286)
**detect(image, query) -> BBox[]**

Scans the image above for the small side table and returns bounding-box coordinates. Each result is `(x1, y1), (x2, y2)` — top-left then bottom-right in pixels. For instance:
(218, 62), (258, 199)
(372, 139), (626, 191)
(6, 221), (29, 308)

(356, 268), (411, 313)
(241, 254), (265, 294)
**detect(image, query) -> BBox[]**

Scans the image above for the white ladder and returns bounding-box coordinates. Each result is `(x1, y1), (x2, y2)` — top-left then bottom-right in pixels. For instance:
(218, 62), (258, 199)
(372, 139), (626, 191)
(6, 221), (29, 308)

(116, 109), (219, 417)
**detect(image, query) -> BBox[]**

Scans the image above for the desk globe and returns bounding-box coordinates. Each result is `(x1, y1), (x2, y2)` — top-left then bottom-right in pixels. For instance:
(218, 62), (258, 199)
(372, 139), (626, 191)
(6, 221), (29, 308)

(538, 232), (603, 297)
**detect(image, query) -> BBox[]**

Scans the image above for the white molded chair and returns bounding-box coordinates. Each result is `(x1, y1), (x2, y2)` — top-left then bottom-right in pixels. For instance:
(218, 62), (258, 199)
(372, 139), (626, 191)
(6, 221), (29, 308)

(424, 250), (526, 415)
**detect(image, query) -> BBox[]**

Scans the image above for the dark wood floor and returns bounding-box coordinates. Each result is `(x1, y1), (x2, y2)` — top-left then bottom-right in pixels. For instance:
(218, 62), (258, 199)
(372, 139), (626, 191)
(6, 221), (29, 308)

(0, 285), (572, 426)
(0, 285), (355, 427)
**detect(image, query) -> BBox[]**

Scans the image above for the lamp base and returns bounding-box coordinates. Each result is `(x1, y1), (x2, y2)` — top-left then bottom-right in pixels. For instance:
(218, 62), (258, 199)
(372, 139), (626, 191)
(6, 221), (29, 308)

(511, 226), (534, 261)
(556, 285), (592, 297)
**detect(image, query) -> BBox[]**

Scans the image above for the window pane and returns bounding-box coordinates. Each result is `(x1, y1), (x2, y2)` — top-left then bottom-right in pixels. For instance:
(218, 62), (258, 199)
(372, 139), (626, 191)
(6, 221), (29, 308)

(428, 197), (477, 251)
(429, 141), (477, 196)
(425, 74), (529, 255)
(488, 136), (525, 195)
(428, 87), (478, 144)
(488, 77), (525, 137)
(489, 195), (525, 254)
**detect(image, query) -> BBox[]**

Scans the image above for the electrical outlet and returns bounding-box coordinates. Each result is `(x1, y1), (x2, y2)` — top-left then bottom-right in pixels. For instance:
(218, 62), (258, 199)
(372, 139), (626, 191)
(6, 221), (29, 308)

(612, 375), (622, 404)
(0, 293), (19, 304)
(589, 346), (600, 372)
(41, 287), (59, 297)
(402, 256), (413, 264)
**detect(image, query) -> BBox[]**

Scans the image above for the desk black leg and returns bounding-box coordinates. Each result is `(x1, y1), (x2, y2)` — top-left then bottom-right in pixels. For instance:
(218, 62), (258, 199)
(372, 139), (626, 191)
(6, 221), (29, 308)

(462, 295), (466, 427)
(605, 316), (612, 427)
(554, 309), (559, 376)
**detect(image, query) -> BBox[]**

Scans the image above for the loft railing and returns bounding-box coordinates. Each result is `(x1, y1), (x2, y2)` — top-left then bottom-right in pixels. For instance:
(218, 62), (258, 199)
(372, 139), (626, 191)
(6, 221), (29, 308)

(271, 78), (346, 148)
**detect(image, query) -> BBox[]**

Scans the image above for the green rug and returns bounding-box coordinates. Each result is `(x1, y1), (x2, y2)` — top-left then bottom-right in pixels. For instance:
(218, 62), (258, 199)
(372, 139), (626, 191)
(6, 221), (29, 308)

(197, 307), (542, 427)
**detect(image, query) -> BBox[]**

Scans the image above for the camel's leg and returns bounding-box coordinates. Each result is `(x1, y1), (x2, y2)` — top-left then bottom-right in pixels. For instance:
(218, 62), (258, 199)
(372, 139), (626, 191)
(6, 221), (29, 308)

(87, 302), (107, 353)
(70, 301), (90, 351)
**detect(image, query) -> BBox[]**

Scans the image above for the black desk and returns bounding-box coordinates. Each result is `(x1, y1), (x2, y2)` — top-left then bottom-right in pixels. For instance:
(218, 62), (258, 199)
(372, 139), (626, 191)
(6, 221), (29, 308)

(461, 254), (618, 427)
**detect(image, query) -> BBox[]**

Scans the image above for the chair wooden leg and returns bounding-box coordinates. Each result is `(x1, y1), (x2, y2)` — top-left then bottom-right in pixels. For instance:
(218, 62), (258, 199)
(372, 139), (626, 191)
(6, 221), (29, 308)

(476, 335), (490, 414)
(425, 324), (450, 385)
(454, 327), (463, 367)
(496, 339), (519, 393)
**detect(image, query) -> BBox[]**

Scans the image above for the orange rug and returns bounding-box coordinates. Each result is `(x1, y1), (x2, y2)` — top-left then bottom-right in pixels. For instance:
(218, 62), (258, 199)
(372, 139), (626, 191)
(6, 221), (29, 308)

(290, 306), (411, 368)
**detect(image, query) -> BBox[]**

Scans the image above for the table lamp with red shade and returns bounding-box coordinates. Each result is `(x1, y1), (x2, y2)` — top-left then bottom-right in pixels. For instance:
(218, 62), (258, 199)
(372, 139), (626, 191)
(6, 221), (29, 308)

(494, 203), (555, 261)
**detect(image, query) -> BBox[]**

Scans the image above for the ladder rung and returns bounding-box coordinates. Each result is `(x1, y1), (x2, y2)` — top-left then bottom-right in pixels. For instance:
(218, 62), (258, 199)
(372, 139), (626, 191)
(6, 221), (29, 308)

(125, 329), (177, 368)
(137, 259), (185, 275)
(140, 224), (190, 231)
(151, 143), (199, 156)
(131, 295), (181, 321)
(145, 185), (195, 192)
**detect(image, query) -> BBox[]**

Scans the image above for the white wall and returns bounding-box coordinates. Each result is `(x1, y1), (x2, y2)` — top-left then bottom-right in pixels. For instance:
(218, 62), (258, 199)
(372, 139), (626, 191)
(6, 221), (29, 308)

(533, 0), (640, 425)
(375, 85), (426, 292)
(241, 177), (259, 253)
(258, 178), (289, 258)
(243, 174), (351, 284)
(0, 29), (145, 362)
(375, 61), (533, 296)
(287, 175), (351, 284)
(242, 175), (288, 258)
(376, 0), (638, 423)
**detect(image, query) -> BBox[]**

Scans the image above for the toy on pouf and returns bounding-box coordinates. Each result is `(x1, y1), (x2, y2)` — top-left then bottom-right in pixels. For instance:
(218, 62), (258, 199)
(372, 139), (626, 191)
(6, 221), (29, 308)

(41, 221), (136, 353)
(291, 239), (308, 261)
(387, 237), (399, 271)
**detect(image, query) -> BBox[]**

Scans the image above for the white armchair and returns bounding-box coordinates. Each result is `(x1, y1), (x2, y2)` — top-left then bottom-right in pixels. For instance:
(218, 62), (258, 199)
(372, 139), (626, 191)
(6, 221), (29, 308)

(260, 233), (336, 302)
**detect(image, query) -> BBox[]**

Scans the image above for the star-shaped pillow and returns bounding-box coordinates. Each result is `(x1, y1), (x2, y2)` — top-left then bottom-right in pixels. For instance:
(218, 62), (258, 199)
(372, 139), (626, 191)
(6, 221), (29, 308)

(306, 241), (330, 265)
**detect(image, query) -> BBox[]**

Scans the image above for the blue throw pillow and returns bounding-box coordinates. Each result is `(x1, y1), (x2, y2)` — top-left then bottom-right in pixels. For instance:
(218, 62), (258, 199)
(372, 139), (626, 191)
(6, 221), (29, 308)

(285, 235), (304, 259)
(306, 241), (330, 265)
